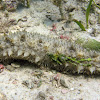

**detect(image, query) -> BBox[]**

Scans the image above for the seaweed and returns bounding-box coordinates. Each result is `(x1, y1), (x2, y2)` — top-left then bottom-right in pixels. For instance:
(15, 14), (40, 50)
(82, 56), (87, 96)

(75, 39), (100, 51)
(93, 0), (100, 9)
(71, 0), (100, 30)
(73, 19), (86, 31)
(86, 0), (93, 28)
(48, 53), (92, 67)
(83, 39), (100, 51)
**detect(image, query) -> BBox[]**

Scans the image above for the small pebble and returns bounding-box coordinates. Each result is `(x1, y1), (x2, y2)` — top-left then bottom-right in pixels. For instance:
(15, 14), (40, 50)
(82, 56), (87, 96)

(54, 73), (61, 81)
(12, 80), (18, 84)
(77, 91), (80, 94)
(5, 65), (15, 71)
(61, 89), (68, 94)
(0, 64), (4, 69)
(9, 19), (17, 25)
(0, 64), (4, 73)
(38, 91), (46, 100)
(22, 80), (34, 89)
(60, 77), (68, 88)
(70, 88), (74, 91)
(77, 90), (81, 94)
(22, 16), (27, 22)
(37, 80), (42, 88)
(18, 16), (27, 22)
(49, 96), (54, 100)
(32, 70), (43, 78)
(11, 63), (20, 68)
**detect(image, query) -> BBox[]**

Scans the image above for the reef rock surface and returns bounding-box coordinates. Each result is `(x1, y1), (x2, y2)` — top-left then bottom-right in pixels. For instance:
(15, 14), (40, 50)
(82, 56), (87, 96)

(0, 0), (30, 11)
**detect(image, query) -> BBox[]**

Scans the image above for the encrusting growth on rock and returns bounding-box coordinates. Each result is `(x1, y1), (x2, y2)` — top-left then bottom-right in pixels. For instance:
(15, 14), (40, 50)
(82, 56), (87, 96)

(0, 0), (30, 11)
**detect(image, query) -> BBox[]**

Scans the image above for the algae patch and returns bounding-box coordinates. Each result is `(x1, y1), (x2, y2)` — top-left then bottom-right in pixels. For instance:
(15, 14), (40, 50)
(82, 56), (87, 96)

(48, 53), (92, 67)
(76, 39), (100, 51)
(83, 39), (100, 51)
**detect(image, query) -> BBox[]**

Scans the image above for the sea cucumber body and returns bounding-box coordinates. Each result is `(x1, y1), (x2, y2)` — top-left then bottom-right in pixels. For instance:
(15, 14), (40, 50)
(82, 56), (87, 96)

(0, 31), (100, 75)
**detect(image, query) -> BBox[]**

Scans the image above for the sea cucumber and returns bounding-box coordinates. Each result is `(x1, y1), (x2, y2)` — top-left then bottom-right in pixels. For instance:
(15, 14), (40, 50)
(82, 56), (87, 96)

(0, 31), (100, 75)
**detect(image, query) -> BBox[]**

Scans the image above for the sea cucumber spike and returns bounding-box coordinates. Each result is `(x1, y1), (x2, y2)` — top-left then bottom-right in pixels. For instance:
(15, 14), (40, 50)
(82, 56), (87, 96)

(1, 42), (6, 48)
(3, 50), (7, 56)
(56, 47), (65, 54)
(24, 51), (30, 57)
(89, 67), (96, 74)
(8, 48), (13, 56)
(31, 51), (35, 56)
(17, 50), (23, 56)
(13, 36), (19, 42)
(91, 50), (99, 58)
(96, 67), (100, 73)
(93, 56), (100, 62)
(35, 56), (41, 63)
(77, 66), (84, 74)
(14, 46), (18, 52)
(76, 51), (84, 58)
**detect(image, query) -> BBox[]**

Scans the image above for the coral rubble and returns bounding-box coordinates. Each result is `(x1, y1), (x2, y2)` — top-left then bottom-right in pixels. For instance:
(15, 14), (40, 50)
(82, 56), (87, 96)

(0, 0), (30, 11)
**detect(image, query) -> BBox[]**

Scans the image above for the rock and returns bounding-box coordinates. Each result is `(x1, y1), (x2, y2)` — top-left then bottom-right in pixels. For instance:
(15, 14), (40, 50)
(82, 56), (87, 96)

(38, 91), (46, 100)
(0, 64), (4, 73)
(49, 96), (54, 100)
(5, 65), (15, 71)
(18, 16), (27, 22)
(37, 80), (42, 88)
(60, 77), (68, 88)
(31, 70), (43, 78)
(1, 0), (30, 11)
(22, 80), (34, 89)
(61, 89), (68, 94)
(11, 63), (20, 68)
(54, 73), (61, 81)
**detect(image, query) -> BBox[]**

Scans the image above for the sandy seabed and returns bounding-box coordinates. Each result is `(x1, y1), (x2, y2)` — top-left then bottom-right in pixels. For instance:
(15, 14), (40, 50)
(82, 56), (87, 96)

(0, 61), (100, 100)
(0, 0), (100, 100)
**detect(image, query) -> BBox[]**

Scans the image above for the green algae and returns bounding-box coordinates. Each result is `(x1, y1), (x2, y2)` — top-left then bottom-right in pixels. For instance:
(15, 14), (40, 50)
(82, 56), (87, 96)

(83, 39), (100, 51)
(93, 0), (100, 9)
(73, 19), (86, 31)
(86, 0), (93, 28)
(76, 39), (100, 51)
(48, 54), (92, 67)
